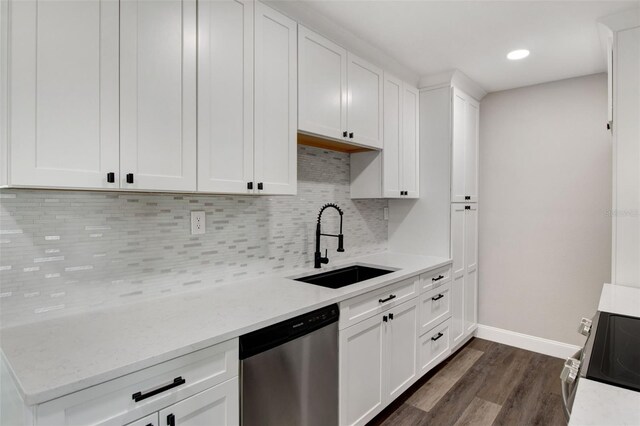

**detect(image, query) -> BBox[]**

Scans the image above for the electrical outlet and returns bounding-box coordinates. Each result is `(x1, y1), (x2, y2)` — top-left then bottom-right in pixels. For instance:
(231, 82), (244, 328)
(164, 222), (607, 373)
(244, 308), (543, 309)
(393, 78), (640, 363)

(191, 211), (206, 235)
(383, 207), (389, 220)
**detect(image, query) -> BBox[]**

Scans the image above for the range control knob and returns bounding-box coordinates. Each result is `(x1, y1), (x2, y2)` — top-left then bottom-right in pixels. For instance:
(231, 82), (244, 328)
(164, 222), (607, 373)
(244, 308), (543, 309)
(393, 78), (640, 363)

(578, 317), (593, 336)
(560, 357), (581, 384)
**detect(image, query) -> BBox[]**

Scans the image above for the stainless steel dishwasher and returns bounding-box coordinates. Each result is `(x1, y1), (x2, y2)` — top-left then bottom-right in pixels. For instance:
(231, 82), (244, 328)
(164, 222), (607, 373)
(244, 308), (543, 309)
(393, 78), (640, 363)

(240, 304), (339, 426)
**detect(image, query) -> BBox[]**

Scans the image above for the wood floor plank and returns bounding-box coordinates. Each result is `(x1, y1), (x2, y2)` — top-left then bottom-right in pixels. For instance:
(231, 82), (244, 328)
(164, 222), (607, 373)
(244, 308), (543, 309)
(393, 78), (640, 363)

(475, 346), (534, 405)
(369, 403), (428, 426)
(492, 352), (563, 426)
(453, 397), (502, 426)
(406, 346), (484, 412)
(368, 339), (566, 426)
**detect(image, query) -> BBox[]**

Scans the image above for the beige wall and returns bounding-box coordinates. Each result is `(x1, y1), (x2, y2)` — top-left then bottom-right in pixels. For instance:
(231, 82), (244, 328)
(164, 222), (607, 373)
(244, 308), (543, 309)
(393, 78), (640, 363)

(479, 73), (611, 345)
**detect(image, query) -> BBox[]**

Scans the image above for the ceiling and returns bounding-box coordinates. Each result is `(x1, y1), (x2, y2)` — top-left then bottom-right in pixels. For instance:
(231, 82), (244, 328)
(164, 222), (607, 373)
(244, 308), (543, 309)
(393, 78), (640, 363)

(280, 0), (639, 92)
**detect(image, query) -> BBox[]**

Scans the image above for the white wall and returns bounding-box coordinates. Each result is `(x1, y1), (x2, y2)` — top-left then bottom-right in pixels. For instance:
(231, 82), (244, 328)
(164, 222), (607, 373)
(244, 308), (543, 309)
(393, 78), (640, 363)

(479, 73), (612, 345)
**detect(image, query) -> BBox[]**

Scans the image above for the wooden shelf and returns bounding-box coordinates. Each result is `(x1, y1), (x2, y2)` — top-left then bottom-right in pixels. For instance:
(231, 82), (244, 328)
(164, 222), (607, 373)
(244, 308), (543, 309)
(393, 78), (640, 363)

(297, 132), (376, 153)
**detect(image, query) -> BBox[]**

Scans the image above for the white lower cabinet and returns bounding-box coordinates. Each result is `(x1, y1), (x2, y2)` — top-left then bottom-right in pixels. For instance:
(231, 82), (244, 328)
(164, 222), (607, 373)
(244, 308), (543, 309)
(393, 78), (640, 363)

(158, 378), (239, 426)
(451, 203), (479, 349)
(24, 339), (239, 426)
(418, 319), (451, 376)
(126, 413), (159, 426)
(339, 297), (418, 426)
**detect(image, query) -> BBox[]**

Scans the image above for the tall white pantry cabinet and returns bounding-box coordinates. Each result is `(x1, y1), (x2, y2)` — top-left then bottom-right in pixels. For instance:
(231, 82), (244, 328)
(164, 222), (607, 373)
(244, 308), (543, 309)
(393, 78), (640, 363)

(1, 0), (297, 196)
(388, 76), (482, 352)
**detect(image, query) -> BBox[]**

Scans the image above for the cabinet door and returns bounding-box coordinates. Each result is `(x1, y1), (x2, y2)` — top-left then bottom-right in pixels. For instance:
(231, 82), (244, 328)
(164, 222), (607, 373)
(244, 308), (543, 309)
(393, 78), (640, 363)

(450, 204), (466, 347)
(298, 26), (347, 141)
(464, 98), (479, 202)
(401, 84), (420, 198)
(339, 313), (385, 426)
(347, 53), (383, 148)
(120, 0), (196, 191)
(464, 204), (478, 335)
(198, 0), (254, 194)
(254, 3), (297, 195)
(382, 73), (402, 198)
(159, 378), (239, 426)
(8, 0), (119, 189)
(451, 89), (467, 203)
(126, 413), (159, 426)
(385, 299), (418, 402)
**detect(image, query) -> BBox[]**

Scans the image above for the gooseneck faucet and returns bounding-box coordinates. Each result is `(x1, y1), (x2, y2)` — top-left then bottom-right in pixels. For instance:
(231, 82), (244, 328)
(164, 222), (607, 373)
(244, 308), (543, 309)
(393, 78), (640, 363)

(315, 203), (345, 268)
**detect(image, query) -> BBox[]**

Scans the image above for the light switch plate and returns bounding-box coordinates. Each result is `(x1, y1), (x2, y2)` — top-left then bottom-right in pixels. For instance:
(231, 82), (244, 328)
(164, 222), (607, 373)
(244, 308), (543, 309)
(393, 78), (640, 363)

(191, 211), (206, 235)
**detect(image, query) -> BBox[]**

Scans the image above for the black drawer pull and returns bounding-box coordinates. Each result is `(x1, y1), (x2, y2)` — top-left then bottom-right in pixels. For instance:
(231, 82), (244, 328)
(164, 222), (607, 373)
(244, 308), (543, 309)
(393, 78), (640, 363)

(431, 332), (444, 341)
(167, 413), (175, 426)
(432, 275), (444, 282)
(378, 294), (396, 304)
(132, 376), (185, 402)
(432, 294), (444, 301)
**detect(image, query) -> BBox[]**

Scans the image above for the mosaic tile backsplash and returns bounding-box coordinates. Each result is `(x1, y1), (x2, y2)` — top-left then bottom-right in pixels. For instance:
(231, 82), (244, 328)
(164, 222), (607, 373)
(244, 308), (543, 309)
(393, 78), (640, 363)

(0, 146), (388, 328)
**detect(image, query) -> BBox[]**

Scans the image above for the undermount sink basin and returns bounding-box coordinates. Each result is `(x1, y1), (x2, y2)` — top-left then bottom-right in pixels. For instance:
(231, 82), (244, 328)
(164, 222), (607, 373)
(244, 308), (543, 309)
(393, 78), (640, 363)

(294, 265), (394, 289)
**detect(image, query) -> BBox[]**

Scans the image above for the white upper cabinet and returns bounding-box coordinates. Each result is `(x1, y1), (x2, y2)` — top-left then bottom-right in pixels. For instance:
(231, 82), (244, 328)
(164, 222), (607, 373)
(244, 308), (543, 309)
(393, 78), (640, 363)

(382, 74), (402, 197)
(8, 0), (120, 189)
(451, 88), (479, 203)
(346, 53), (383, 148)
(401, 84), (420, 197)
(352, 74), (418, 199)
(254, 2), (297, 195)
(198, 0), (254, 194)
(120, 0), (197, 192)
(298, 25), (347, 141)
(298, 26), (383, 150)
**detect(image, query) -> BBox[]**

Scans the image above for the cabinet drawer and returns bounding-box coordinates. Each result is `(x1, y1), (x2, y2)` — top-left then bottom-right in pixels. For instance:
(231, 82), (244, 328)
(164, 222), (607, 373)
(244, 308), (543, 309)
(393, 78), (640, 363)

(37, 339), (238, 426)
(419, 283), (451, 335)
(420, 265), (451, 292)
(339, 276), (419, 329)
(418, 319), (451, 376)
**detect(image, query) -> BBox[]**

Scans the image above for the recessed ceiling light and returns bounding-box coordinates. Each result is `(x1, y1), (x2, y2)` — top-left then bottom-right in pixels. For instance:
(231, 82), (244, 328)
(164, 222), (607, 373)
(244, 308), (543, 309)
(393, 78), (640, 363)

(507, 49), (530, 60)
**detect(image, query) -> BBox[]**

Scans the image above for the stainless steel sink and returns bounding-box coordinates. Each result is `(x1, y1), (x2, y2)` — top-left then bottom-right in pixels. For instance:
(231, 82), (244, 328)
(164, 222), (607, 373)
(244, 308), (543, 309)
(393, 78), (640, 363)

(294, 265), (394, 289)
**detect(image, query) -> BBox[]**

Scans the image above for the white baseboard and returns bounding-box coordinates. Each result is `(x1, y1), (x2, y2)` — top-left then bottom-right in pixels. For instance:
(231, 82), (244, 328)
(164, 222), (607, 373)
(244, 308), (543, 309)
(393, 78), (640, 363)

(475, 324), (580, 359)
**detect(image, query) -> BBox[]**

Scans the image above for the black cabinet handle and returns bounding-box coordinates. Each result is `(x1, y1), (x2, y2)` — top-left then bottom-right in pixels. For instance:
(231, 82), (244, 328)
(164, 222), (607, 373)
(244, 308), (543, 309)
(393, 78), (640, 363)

(349, 132), (354, 138)
(465, 206), (471, 210)
(465, 196), (471, 200)
(389, 313), (394, 320)
(383, 315), (388, 322)
(343, 131), (348, 137)
(432, 275), (444, 282)
(379, 294), (396, 304)
(431, 332), (444, 341)
(106, 172), (115, 183)
(167, 414), (175, 426)
(607, 123), (611, 130)
(400, 191), (406, 196)
(126, 173), (134, 184)
(132, 376), (185, 402)
(247, 182), (253, 190)
(432, 294), (444, 301)
(257, 182), (264, 190)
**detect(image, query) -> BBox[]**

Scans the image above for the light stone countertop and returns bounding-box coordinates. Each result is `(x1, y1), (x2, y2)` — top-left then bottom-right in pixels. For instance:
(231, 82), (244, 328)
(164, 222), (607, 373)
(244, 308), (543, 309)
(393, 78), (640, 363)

(570, 379), (640, 426)
(0, 251), (451, 406)
(569, 283), (640, 425)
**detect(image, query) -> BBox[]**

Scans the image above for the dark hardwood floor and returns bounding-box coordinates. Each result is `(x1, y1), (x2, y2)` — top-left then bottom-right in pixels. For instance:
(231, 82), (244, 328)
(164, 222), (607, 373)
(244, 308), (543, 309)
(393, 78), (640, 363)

(369, 338), (566, 426)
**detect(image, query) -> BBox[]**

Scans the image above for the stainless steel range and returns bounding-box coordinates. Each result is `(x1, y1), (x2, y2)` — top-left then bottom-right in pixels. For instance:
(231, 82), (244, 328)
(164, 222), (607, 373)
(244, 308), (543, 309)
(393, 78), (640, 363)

(561, 311), (640, 418)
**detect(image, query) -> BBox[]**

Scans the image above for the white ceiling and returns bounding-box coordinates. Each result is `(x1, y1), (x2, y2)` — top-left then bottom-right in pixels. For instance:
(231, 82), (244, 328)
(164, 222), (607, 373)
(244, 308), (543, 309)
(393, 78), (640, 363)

(280, 0), (639, 92)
